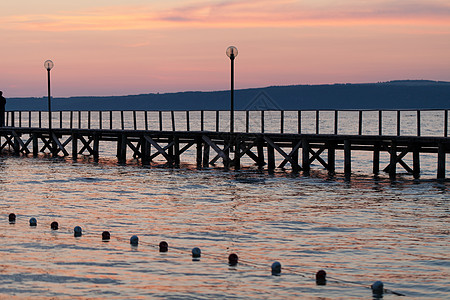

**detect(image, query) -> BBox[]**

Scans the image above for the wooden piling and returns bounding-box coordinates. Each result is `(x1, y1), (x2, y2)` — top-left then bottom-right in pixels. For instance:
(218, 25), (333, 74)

(373, 142), (380, 174)
(344, 139), (351, 178)
(437, 142), (446, 179)
(302, 138), (310, 175)
(389, 141), (397, 180)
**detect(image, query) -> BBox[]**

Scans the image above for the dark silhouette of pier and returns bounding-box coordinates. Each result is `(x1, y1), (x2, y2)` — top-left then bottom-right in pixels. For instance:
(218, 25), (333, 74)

(1, 109), (448, 179)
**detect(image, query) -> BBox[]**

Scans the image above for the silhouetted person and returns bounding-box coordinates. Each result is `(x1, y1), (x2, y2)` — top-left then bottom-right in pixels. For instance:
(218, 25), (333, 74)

(0, 91), (5, 127)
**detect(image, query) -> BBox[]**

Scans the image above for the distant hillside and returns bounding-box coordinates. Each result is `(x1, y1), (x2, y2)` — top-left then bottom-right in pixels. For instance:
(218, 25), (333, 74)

(6, 80), (450, 111)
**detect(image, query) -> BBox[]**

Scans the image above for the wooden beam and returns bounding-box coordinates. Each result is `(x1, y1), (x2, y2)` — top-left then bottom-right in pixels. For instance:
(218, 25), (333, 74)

(202, 135), (229, 162)
(144, 135), (174, 163)
(264, 136), (300, 170)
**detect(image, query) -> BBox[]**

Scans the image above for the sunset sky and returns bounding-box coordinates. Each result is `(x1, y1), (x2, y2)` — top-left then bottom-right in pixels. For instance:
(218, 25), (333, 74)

(1, 0), (450, 97)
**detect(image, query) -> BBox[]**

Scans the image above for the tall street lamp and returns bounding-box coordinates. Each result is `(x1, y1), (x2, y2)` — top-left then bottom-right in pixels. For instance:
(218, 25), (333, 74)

(44, 60), (54, 131)
(226, 46), (238, 133)
(44, 60), (54, 152)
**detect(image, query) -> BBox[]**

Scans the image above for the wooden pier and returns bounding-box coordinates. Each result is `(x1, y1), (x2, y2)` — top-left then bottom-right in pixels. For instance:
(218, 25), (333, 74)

(0, 109), (449, 179)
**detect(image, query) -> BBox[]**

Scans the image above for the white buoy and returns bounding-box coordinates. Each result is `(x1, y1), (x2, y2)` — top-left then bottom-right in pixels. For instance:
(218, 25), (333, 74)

(192, 247), (201, 258)
(371, 281), (384, 295)
(29, 217), (37, 226)
(130, 235), (139, 245)
(74, 226), (82, 237)
(271, 261), (281, 275)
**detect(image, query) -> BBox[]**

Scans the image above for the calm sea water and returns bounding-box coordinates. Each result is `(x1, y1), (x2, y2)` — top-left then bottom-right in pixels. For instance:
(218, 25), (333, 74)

(0, 111), (449, 299)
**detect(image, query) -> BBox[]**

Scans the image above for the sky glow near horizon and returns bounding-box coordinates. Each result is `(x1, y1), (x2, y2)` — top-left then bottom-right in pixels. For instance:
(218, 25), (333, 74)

(1, 0), (450, 97)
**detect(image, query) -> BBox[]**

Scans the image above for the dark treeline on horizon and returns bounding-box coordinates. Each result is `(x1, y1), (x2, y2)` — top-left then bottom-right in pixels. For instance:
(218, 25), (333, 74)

(6, 80), (450, 111)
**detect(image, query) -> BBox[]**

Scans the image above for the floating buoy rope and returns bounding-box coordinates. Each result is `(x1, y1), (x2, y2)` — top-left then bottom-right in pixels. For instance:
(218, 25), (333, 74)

(4, 214), (405, 297)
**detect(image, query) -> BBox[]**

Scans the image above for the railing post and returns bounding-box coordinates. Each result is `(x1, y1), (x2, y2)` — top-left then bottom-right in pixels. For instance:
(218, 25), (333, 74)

(19, 111), (22, 127)
(186, 111), (190, 131)
(334, 110), (338, 135)
(246, 110), (249, 133)
(133, 111), (137, 130)
(70, 111), (73, 129)
(378, 110), (382, 135)
(444, 109), (448, 137)
(171, 111), (175, 131)
(159, 111), (163, 131)
(417, 110), (421, 136)
(39, 111), (42, 128)
(397, 110), (401, 136)
(11, 111), (14, 127)
(88, 111), (91, 129)
(358, 110), (362, 135)
(216, 110), (219, 132)
(280, 110), (284, 134)
(99, 111), (102, 130)
(29, 111), (32, 127)
(316, 110), (319, 134)
(120, 111), (124, 130)
(60, 111), (62, 128)
(297, 110), (301, 134)
(261, 110), (264, 133)
(78, 111), (81, 129)
(145, 111), (148, 131)
(110, 111), (113, 130)
(200, 110), (204, 132)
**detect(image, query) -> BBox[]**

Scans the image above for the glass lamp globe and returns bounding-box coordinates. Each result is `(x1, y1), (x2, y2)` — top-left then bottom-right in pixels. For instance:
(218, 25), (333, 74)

(226, 46), (238, 59)
(44, 60), (54, 71)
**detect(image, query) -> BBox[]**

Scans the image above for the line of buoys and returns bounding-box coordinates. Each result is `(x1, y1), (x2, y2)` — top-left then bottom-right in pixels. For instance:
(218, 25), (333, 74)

(4, 214), (405, 297)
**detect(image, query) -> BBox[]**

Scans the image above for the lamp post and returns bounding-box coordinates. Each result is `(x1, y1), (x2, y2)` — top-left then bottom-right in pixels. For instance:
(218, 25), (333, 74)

(44, 60), (54, 131)
(226, 46), (238, 133)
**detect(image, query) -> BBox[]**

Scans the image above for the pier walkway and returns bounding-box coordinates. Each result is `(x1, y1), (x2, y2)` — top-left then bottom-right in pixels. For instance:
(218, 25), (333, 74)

(1, 109), (449, 179)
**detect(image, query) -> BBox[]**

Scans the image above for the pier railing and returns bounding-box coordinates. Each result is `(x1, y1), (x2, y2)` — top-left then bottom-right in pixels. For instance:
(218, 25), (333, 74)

(5, 109), (449, 137)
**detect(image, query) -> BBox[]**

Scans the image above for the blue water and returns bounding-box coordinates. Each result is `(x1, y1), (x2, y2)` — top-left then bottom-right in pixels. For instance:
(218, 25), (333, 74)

(0, 155), (449, 299)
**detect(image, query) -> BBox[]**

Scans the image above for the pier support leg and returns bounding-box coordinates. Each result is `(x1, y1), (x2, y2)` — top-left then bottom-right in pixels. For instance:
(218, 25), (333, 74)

(327, 141), (335, 176)
(302, 138), (310, 175)
(71, 133), (77, 161)
(196, 138), (202, 169)
(174, 136), (180, 168)
(117, 134), (127, 164)
(437, 142), (446, 179)
(234, 138), (241, 170)
(93, 134), (99, 163)
(141, 136), (150, 166)
(389, 141), (397, 180)
(373, 142), (380, 175)
(257, 138), (265, 169)
(292, 140), (300, 173)
(223, 140), (230, 170)
(344, 139), (351, 179)
(32, 133), (39, 157)
(413, 145), (420, 179)
(267, 142), (275, 172)
(203, 144), (210, 168)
